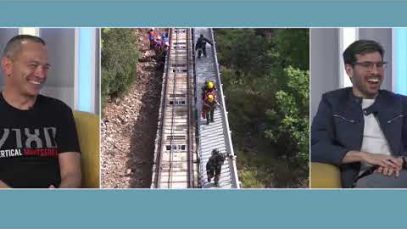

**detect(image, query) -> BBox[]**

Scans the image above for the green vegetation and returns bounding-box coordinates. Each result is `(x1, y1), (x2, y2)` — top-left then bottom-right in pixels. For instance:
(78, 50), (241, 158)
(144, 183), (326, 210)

(101, 28), (138, 107)
(214, 29), (309, 188)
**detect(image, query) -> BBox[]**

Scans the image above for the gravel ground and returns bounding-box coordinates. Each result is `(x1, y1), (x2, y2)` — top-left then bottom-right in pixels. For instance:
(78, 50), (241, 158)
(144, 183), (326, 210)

(101, 29), (164, 188)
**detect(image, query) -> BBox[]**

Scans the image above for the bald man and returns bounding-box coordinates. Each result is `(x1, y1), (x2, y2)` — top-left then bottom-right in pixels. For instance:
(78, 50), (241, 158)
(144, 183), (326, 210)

(0, 35), (81, 188)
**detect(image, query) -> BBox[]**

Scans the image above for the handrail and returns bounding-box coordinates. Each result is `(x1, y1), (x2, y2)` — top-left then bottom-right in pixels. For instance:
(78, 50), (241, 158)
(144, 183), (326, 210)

(209, 28), (240, 188)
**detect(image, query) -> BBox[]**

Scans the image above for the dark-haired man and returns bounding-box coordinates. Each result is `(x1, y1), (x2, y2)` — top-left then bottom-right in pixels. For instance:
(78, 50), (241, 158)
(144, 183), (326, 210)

(0, 35), (81, 188)
(312, 39), (407, 188)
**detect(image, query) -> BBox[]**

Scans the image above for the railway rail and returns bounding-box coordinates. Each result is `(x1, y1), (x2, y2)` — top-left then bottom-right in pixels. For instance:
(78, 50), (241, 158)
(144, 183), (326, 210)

(152, 28), (197, 188)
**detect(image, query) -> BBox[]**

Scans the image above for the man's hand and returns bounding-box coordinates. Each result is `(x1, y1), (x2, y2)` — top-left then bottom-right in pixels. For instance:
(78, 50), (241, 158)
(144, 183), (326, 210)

(362, 153), (402, 170)
(344, 151), (403, 178)
(344, 151), (401, 168)
(375, 166), (399, 177)
(374, 157), (404, 177)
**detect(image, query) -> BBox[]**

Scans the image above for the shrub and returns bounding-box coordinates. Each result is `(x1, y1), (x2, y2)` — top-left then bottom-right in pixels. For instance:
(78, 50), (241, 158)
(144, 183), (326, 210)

(101, 28), (138, 106)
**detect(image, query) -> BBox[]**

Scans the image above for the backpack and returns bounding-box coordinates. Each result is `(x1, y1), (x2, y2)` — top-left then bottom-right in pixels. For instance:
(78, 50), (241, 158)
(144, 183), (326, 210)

(196, 37), (206, 49)
(202, 82), (216, 100)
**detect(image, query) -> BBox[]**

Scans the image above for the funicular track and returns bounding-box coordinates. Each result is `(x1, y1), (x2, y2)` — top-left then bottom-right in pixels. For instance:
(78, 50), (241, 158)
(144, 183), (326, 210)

(152, 28), (240, 189)
(152, 28), (198, 188)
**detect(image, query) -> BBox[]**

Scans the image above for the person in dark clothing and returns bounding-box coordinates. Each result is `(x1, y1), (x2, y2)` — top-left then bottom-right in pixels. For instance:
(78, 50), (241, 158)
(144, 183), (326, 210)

(195, 34), (213, 58)
(156, 43), (168, 67)
(206, 149), (227, 186)
(311, 39), (407, 188)
(0, 35), (82, 188)
(148, 29), (156, 49)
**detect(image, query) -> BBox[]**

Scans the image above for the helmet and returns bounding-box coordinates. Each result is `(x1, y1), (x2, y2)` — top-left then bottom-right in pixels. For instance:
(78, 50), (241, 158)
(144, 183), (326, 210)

(212, 149), (219, 156)
(207, 94), (214, 102)
(207, 81), (214, 89)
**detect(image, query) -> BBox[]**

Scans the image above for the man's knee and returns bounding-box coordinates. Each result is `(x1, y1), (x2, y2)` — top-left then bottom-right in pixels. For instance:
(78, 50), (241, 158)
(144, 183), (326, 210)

(355, 171), (407, 188)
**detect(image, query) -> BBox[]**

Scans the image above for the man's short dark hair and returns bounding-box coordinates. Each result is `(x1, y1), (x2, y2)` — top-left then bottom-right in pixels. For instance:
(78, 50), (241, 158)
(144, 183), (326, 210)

(343, 40), (384, 65)
(2, 35), (46, 59)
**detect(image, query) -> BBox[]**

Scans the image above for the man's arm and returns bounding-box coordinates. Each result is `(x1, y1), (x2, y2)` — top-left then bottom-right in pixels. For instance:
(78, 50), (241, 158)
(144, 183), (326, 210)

(342, 150), (403, 176)
(55, 104), (82, 188)
(311, 94), (350, 165)
(205, 38), (213, 46)
(343, 150), (401, 168)
(0, 180), (11, 188)
(58, 152), (81, 188)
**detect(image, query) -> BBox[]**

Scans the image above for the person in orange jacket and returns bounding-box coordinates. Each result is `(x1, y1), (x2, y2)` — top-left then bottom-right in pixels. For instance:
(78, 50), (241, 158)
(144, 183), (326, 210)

(202, 94), (220, 125)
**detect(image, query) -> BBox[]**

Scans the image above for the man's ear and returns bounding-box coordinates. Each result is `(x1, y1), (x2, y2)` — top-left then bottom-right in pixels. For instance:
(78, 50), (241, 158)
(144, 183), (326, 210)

(1, 57), (12, 77)
(345, 64), (353, 80)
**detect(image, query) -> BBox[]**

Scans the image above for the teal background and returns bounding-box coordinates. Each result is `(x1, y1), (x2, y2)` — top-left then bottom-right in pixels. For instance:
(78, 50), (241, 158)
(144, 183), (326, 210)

(0, 189), (406, 228)
(1, 0), (407, 228)
(0, 1), (407, 26)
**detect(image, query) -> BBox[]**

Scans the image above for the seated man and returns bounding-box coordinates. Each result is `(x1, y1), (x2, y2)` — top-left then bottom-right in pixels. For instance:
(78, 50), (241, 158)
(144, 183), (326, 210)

(0, 35), (81, 188)
(311, 39), (407, 188)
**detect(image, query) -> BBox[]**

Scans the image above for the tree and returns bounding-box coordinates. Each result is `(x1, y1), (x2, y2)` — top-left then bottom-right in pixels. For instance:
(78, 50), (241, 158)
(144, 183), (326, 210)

(272, 29), (309, 70)
(265, 66), (309, 164)
(214, 29), (309, 187)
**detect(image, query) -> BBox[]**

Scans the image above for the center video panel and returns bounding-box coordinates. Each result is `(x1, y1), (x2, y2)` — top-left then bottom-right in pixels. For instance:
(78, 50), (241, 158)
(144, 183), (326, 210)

(100, 28), (310, 189)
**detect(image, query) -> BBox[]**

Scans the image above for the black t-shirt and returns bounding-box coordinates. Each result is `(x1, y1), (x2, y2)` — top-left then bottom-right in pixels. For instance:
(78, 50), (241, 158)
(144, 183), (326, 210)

(0, 94), (80, 188)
